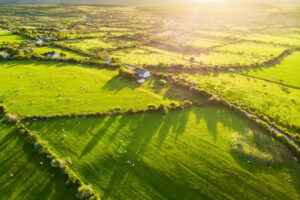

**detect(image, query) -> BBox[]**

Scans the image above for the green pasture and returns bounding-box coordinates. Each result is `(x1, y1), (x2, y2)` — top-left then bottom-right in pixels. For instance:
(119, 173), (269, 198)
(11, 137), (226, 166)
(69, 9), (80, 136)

(110, 48), (189, 66)
(216, 42), (288, 58)
(0, 120), (77, 199)
(242, 34), (300, 47)
(242, 51), (300, 87)
(34, 46), (88, 59)
(0, 30), (29, 44)
(0, 61), (195, 117)
(185, 38), (225, 48)
(178, 72), (300, 138)
(28, 105), (300, 200)
(57, 38), (139, 53)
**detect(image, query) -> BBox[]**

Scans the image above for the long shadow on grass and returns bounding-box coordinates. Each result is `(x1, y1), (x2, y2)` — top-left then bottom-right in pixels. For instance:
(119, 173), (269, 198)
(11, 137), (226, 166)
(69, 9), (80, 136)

(101, 75), (140, 94)
(80, 116), (117, 158)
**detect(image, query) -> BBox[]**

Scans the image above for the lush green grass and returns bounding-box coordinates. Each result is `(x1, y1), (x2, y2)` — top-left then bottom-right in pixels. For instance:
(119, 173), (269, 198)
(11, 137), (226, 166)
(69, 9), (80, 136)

(185, 38), (225, 48)
(28, 105), (300, 200)
(110, 47), (189, 66)
(242, 51), (300, 87)
(242, 34), (300, 47)
(0, 120), (77, 199)
(178, 72), (300, 137)
(57, 38), (139, 53)
(216, 42), (287, 58)
(34, 46), (88, 60)
(0, 60), (195, 117)
(0, 30), (29, 44)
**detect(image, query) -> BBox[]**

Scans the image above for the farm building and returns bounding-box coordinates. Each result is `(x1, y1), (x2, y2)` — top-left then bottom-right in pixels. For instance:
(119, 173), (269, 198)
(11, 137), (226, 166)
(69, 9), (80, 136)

(103, 58), (111, 64)
(86, 22), (92, 26)
(47, 52), (60, 58)
(134, 68), (151, 78)
(60, 26), (68, 31)
(36, 39), (43, 44)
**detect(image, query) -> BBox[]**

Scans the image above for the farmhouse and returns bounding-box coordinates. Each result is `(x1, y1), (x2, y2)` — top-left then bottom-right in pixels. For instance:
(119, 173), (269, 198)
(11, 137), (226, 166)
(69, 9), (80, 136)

(86, 22), (92, 26)
(103, 58), (111, 64)
(36, 39), (43, 44)
(134, 68), (151, 78)
(60, 26), (68, 31)
(0, 51), (11, 59)
(47, 52), (60, 58)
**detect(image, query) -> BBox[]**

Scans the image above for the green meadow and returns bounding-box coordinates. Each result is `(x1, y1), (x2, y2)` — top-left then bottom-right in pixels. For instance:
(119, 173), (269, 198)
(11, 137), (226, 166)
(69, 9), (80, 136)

(0, 30), (29, 44)
(242, 51), (300, 87)
(178, 72), (300, 138)
(0, 120), (77, 199)
(0, 61), (190, 117)
(34, 46), (88, 60)
(28, 106), (300, 200)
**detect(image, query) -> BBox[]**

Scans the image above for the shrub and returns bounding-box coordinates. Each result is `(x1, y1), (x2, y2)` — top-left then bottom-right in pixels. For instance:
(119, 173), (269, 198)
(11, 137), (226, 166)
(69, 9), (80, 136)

(148, 104), (157, 109)
(3, 113), (19, 123)
(158, 104), (168, 114)
(170, 102), (177, 107)
(0, 105), (8, 115)
(158, 79), (167, 86)
(118, 68), (136, 80)
(77, 185), (94, 200)
(114, 107), (121, 112)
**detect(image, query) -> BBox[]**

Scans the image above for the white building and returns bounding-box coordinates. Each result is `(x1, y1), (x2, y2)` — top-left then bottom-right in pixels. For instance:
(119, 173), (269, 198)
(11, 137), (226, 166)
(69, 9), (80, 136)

(36, 39), (43, 44)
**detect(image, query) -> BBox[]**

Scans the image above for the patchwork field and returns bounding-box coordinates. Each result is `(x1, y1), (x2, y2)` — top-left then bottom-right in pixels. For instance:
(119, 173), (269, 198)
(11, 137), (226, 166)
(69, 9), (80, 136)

(57, 38), (140, 53)
(0, 120), (77, 199)
(177, 72), (300, 139)
(28, 106), (300, 200)
(0, 61), (191, 117)
(0, 30), (29, 44)
(110, 48), (189, 66)
(33, 46), (88, 60)
(242, 51), (300, 87)
(1, 2), (300, 200)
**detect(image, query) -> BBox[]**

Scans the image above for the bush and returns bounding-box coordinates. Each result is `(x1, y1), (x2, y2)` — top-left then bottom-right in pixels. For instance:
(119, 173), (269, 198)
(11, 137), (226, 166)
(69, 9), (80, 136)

(77, 185), (94, 200)
(170, 102), (177, 107)
(148, 104), (157, 109)
(3, 113), (19, 123)
(158, 79), (167, 86)
(118, 68), (136, 80)
(0, 105), (8, 115)
(114, 107), (122, 112)
(158, 104), (168, 114)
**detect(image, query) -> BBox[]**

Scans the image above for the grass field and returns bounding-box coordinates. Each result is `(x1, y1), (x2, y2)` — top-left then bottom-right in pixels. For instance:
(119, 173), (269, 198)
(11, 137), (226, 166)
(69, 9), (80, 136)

(242, 34), (300, 47)
(110, 48), (189, 66)
(34, 46), (87, 59)
(0, 120), (77, 199)
(28, 105), (300, 200)
(185, 38), (225, 48)
(216, 42), (288, 58)
(0, 61), (196, 117)
(0, 30), (29, 44)
(178, 72), (300, 137)
(57, 38), (140, 53)
(241, 51), (300, 87)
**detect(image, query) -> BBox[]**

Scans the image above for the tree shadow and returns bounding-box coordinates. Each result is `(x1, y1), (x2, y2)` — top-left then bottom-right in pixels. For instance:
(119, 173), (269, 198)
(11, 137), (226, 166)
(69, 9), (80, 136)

(101, 75), (140, 94)
(80, 116), (116, 158)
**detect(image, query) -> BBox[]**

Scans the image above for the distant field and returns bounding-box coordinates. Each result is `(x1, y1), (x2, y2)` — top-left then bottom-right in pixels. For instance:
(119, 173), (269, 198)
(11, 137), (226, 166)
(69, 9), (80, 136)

(185, 38), (225, 48)
(0, 30), (29, 44)
(216, 42), (288, 58)
(178, 72), (300, 138)
(34, 46), (88, 59)
(0, 120), (76, 200)
(242, 51), (300, 87)
(242, 34), (300, 47)
(29, 106), (300, 200)
(0, 61), (192, 117)
(57, 38), (139, 53)
(110, 48), (189, 66)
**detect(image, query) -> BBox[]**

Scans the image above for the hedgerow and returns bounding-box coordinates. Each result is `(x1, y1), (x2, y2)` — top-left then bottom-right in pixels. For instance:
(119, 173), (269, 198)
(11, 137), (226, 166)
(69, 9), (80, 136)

(15, 124), (100, 200)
